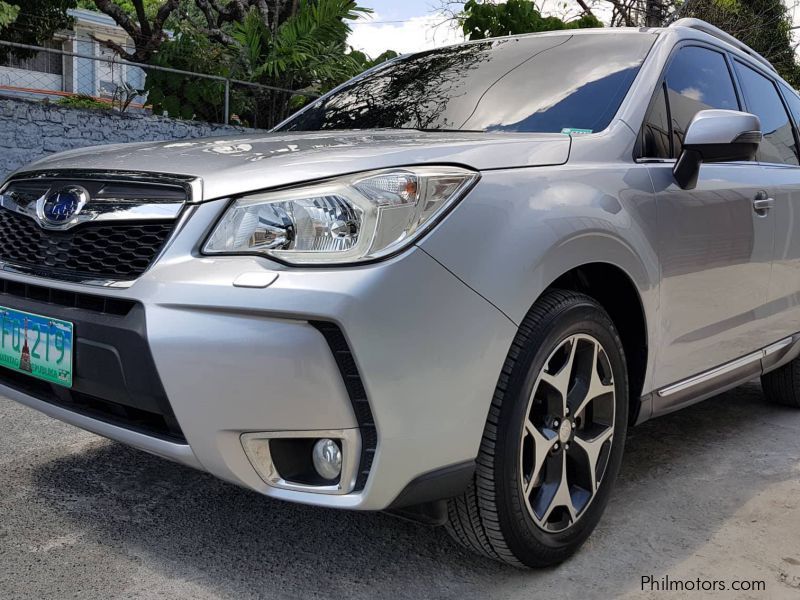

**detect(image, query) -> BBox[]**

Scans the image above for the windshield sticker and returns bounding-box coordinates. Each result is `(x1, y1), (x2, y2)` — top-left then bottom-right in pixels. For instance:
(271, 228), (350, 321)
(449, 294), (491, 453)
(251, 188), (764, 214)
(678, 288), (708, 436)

(561, 128), (593, 135)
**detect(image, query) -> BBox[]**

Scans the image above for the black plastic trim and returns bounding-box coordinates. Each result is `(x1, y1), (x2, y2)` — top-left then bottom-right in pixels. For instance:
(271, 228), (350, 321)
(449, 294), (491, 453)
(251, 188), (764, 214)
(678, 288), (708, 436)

(387, 460), (475, 510)
(309, 320), (376, 491)
(0, 287), (184, 442)
(0, 277), (135, 316)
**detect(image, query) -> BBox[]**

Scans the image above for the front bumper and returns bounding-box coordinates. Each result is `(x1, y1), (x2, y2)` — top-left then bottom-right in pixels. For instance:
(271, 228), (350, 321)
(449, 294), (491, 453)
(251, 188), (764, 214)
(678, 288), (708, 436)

(0, 199), (516, 510)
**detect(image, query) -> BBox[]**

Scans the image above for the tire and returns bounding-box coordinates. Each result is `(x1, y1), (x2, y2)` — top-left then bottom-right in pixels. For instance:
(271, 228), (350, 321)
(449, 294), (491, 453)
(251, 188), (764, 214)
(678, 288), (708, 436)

(445, 289), (629, 567)
(761, 358), (800, 408)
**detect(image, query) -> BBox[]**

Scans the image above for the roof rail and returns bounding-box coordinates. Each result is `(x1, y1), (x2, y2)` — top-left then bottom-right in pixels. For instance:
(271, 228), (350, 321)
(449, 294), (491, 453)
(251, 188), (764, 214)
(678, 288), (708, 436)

(670, 18), (776, 73)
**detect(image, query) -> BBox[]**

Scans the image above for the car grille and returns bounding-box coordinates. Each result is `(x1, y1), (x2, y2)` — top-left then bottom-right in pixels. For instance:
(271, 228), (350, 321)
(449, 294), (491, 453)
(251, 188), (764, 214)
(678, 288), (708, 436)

(0, 210), (175, 280)
(0, 174), (191, 282)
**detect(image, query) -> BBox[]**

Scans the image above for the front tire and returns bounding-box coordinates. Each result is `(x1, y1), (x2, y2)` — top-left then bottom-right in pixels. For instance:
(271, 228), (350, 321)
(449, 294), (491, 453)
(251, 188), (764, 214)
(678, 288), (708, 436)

(446, 289), (628, 567)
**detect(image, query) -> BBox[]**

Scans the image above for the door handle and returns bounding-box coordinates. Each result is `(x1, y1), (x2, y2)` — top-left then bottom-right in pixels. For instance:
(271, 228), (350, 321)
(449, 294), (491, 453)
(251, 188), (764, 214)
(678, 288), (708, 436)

(753, 192), (774, 213)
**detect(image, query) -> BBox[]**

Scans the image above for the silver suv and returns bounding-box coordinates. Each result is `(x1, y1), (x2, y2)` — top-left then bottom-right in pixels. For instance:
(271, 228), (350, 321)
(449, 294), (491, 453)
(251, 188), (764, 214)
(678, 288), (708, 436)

(2, 19), (799, 567)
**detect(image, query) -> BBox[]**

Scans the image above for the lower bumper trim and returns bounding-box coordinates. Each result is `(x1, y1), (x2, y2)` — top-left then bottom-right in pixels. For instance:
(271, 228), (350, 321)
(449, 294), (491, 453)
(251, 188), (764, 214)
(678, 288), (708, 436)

(0, 382), (201, 469)
(387, 459), (475, 510)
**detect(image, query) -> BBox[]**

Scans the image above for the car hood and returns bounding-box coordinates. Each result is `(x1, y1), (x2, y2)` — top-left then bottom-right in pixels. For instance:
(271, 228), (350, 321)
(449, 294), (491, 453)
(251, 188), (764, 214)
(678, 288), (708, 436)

(15, 129), (571, 200)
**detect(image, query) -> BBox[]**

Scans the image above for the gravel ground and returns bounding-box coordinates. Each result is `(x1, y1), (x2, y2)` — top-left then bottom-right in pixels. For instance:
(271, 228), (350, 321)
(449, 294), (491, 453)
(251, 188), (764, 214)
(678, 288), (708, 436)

(1, 381), (799, 600)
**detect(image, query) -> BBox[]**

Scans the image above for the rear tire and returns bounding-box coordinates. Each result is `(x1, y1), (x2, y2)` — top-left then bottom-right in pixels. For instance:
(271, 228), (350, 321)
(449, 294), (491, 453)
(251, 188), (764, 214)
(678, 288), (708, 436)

(445, 289), (628, 567)
(761, 358), (800, 408)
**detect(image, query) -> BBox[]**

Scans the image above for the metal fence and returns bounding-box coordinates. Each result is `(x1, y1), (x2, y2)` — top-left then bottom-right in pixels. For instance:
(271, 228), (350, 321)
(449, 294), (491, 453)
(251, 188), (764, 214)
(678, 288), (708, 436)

(0, 39), (317, 128)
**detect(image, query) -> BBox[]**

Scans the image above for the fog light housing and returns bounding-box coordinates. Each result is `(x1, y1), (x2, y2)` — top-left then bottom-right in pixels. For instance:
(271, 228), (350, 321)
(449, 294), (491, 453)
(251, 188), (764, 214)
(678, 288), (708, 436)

(312, 438), (342, 480)
(241, 429), (361, 495)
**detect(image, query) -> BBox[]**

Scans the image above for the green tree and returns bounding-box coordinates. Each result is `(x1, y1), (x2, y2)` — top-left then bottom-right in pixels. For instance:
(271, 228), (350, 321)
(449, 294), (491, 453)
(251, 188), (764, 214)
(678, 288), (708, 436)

(459, 0), (602, 40)
(72, 0), (392, 126)
(0, 2), (19, 28)
(230, 1), (367, 86)
(0, 1), (76, 52)
(145, 26), (234, 122)
(76, 0), (164, 17)
(83, 0), (183, 62)
(224, 0), (371, 127)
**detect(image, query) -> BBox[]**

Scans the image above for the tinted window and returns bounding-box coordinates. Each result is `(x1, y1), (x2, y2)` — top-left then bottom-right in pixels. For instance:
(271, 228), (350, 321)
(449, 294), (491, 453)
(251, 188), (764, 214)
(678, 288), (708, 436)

(641, 82), (671, 158)
(735, 62), (799, 165)
(665, 46), (739, 155)
(781, 84), (800, 123)
(278, 33), (655, 134)
(780, 84), (800, 163)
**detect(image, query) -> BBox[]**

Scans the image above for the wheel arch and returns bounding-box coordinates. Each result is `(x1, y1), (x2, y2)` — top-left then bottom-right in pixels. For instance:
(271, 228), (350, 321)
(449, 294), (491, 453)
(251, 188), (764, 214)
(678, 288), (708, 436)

(545, 262), (650, 425)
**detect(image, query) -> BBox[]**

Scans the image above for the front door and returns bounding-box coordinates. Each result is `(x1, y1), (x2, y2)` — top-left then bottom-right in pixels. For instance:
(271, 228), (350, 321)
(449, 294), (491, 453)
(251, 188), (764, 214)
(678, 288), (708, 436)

(649, 164), (774, 388)
(639, 44), (776, 389)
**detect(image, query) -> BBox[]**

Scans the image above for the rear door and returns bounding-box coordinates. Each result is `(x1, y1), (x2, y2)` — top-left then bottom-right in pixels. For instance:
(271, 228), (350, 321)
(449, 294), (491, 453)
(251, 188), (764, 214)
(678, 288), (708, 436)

(756, 78), (800, 342)
(641, 44), (776, 389)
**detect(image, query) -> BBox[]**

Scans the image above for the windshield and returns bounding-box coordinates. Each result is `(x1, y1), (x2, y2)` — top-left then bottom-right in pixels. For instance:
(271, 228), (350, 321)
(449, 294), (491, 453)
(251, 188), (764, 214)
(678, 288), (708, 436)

(277, 32), (656, 134)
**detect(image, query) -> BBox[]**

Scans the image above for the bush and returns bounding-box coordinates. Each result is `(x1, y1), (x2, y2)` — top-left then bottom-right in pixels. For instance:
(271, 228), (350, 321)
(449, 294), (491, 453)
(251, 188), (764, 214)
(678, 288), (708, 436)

(145, 30), (237, 123)
(57, 95), (110, 110)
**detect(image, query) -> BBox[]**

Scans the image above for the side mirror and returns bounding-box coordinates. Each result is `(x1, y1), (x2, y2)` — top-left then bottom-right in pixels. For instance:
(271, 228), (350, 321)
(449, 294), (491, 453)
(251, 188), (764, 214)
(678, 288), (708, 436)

(673, 109), (762, 190)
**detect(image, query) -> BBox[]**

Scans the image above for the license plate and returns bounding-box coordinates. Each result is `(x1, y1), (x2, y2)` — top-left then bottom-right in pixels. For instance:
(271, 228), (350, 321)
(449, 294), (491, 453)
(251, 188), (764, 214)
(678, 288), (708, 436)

(0, 305), (73, 387)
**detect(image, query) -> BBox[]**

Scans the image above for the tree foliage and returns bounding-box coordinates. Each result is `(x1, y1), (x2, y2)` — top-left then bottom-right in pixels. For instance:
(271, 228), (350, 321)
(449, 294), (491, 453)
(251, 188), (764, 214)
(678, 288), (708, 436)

(0, 2), (19, 28)
(459, 0), (601, 40)
(230, 1), (367, 84)
(77, 0), (164, 17)
(133, 0), (382, 126)
(145, 25), (233, 122)
(216, 0), (372, 127)
(0, 0), (76, 52)
(72, 0), (385, 125)
(88, 0), (182, 62)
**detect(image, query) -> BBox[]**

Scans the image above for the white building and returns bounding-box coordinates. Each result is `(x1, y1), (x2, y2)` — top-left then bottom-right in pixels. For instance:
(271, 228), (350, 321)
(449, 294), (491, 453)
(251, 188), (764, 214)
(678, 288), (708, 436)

(0, 9), (146, 103)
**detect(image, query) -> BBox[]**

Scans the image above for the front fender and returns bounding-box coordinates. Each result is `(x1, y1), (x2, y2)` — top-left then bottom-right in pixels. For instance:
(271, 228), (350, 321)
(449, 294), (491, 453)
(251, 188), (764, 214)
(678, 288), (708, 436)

(419, 164), (660, 390)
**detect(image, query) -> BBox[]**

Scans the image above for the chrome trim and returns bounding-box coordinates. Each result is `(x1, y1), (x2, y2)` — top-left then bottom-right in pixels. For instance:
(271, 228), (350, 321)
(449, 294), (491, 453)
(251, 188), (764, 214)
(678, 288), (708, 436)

(3, 170), (203, 203)
(241, 429), (362, 495)
(36, 184), (89, 229)
(658, 336), (794, 397)
(0, 173), (202, 288)
(763, 337), (794, 356)
(0, 190), (183, 230)
(0, 261), (137, 288)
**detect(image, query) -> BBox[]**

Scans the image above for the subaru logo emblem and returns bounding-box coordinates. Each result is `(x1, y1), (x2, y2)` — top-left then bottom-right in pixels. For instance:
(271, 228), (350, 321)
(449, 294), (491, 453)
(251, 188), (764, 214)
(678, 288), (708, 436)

(39, 186), (89, 226)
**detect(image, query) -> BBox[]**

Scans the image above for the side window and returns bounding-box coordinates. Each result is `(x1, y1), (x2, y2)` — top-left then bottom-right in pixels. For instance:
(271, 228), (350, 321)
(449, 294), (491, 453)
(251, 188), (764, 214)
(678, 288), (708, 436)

(664, 47), (739, 156)
(641, 82), (671, 159)
(780, 84), (800, 163)
(734, 62), (799, 166)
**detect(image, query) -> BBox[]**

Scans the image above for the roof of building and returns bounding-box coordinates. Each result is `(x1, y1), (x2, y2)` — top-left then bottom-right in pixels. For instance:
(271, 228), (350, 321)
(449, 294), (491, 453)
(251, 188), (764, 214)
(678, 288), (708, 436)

(66, 8), (120, 29)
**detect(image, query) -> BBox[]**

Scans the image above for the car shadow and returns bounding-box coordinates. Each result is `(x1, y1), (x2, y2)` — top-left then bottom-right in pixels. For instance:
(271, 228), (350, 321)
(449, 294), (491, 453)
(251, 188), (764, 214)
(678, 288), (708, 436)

(26, 381), (800, 599)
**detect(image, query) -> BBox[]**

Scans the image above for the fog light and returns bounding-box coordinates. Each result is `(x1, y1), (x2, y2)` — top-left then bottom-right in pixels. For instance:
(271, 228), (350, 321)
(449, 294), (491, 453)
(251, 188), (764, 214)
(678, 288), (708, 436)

(312, 438), (342, 480)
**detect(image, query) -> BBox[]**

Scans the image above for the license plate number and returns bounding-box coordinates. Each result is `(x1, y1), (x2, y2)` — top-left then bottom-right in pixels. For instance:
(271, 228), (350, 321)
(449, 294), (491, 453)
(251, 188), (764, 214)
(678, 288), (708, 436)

(0, 305), (73, 387)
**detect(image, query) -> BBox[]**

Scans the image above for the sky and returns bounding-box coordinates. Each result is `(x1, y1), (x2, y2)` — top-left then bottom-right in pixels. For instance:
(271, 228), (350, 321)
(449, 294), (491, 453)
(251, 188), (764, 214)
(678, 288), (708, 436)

(349, 1), (800, 59)
(348, 0), (465, 57)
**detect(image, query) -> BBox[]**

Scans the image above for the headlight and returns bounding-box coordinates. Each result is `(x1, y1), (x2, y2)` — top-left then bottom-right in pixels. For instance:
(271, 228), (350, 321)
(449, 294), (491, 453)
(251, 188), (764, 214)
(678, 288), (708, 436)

(203, 166), (478, 265)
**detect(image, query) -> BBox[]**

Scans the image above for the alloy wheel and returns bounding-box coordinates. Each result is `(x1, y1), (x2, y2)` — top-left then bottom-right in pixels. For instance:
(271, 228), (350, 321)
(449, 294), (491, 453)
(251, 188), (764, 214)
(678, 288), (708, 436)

(519, 333), (616, 532)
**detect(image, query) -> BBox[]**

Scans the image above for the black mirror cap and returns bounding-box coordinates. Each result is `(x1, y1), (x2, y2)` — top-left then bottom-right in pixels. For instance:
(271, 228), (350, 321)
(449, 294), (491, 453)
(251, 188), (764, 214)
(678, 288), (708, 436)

(673, 138), (760, 190)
